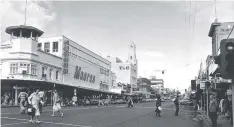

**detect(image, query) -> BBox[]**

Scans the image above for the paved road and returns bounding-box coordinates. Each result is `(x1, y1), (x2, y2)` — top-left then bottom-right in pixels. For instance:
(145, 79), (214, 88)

(1, 102), (198, 127)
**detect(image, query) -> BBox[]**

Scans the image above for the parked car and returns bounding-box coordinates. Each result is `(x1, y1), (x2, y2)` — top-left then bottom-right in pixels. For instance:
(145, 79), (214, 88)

(116, 99), (126, 104)
(180, 99), (193, 106)
(110, 99), (117, 104)
(90, 99), (99, 105)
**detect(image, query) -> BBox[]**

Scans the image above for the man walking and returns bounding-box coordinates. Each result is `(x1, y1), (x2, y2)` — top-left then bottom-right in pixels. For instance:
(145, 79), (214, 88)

(38, 90), (45, 113)
(51, 90), (63, 117)
(209, 94), (218, 127)
(174, 96), (179, 116)
(72, 95), (78, 107)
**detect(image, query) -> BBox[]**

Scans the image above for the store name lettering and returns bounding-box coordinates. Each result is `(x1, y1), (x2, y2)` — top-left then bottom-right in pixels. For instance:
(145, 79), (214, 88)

(74, 66), (95, 83)
(119, 66), (129, 70)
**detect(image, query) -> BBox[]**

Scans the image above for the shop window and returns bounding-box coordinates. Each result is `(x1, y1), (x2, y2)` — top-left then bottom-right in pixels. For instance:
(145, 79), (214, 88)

(53, 42), (58, 52)
(44, 42), (50, 52)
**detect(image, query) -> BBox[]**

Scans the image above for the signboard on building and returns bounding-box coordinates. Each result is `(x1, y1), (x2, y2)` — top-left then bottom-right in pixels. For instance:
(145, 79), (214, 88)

(200, 81), (205, 89)
(119, 65), (129, 70)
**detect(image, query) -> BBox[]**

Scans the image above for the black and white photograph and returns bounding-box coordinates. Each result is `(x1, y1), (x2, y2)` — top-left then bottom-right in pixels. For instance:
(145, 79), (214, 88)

(1, 0), (234, 127)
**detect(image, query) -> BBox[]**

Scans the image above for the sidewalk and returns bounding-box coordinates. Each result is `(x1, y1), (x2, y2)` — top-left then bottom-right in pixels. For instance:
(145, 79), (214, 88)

(193, 111), (232, 127)
(217, 116), (232, 127)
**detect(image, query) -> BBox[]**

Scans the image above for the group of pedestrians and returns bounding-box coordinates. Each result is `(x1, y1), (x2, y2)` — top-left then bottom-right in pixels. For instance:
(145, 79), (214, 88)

(17, 88), (64, 123)
(209, 94), (232, 127)
(154, 95), (180, 117)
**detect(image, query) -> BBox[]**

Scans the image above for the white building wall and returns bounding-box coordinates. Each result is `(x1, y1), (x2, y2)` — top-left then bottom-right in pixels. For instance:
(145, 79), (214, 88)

(63, 54), (101, 90)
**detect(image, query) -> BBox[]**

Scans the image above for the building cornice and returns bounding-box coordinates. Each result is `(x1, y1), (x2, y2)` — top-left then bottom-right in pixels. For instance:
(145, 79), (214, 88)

(9, 52), (39, 56)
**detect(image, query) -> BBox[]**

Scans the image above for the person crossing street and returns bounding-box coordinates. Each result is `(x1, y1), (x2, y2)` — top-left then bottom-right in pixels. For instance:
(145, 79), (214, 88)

(18, 89), (28, 114)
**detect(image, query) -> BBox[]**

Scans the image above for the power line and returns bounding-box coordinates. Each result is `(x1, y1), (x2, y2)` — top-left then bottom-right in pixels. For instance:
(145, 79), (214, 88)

(188, 0), (191, 38)
(184, 0), (187, 28)
(192, 4), (196, 41)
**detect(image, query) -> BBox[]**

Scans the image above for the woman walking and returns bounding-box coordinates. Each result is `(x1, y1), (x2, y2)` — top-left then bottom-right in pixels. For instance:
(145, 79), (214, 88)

(28, 88), (44, 123)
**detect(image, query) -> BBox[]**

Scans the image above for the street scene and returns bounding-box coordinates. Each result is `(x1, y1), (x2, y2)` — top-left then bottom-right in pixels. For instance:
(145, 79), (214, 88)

(2, 102), (198, 127)
(1, 1), (234, 127)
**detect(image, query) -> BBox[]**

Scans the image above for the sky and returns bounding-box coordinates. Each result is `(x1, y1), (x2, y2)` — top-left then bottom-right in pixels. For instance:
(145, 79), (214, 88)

(1, 0), (234, 91)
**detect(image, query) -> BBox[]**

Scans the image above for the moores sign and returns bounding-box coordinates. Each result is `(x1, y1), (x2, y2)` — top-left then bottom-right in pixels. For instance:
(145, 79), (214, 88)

(74, 66), (95, 83)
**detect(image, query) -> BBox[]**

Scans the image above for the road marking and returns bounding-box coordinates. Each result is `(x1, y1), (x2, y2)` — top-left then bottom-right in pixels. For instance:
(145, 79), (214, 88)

(1, 106), (107, 115)
(138, 106), (195, 113)
(2, 116), (92, 127)
(1, 122), (30, 126)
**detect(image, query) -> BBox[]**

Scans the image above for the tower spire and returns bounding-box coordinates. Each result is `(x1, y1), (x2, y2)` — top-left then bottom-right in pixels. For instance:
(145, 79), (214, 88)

(24, 0), (28, 25)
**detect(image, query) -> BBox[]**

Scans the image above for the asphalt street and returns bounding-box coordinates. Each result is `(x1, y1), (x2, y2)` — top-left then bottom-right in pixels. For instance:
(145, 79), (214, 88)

(1, 101), (199, 127)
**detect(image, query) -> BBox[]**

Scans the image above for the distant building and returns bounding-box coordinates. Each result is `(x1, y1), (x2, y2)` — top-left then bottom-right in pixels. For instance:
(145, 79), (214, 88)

(135, 78), (151, 98)
(106, 42), (138, 95)
(150, 78), (164, 95)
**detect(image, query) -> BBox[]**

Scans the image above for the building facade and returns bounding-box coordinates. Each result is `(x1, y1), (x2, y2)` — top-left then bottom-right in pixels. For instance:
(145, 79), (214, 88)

(106, 42), (138, 94)
(38, 36), (112, 91)
(150, 77), (164, 95)
(0, 25), (117, 106)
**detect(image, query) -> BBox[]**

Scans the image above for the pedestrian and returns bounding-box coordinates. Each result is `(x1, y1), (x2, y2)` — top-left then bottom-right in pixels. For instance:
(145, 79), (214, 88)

(18, 89), (28, 114)
(51, 90), (63, 117)
(209, 94), (219, 127)
(3, 93), (10, 107)
(174, 96), (179, 116)
(155, 95), (162, 116)
(219, 96), (225, 117)
(38, 90), (45, 113)
(28, 88), (44, 123)
(72, 95), (78, 107)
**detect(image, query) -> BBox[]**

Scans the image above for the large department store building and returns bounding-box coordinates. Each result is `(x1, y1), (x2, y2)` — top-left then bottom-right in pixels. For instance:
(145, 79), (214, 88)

(0, 25), (117, 106)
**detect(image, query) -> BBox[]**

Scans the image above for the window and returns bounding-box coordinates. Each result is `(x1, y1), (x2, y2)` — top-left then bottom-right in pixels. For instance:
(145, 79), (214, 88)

(53, 42), (58, 52)
(31, 64), (37, 75)
(37, 43), (42, 50)
(44, 42), (50, 52)
(10, 63), (18, 74)
(49, 69), (53, 79)
(56, 70), (59, 80)
(42, 67), (45, 75)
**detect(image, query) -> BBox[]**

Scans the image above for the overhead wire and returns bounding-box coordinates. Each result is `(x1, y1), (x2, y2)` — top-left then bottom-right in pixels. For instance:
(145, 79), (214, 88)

(192, 4), (196, 41)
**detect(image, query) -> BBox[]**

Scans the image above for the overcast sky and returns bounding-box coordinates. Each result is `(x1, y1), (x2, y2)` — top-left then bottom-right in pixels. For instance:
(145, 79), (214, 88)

(1, 1), (234, 91)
